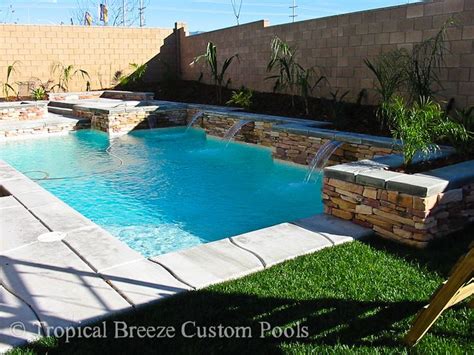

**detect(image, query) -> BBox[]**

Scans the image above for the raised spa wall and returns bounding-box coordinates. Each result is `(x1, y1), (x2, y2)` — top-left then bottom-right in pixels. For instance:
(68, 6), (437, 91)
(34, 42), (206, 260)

(0, 102), (47, 121)
(322, 158), (474, 248)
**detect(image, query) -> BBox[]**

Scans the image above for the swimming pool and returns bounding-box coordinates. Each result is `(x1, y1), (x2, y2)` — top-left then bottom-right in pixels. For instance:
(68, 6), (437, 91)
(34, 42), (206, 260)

(0, 128), (323, 256)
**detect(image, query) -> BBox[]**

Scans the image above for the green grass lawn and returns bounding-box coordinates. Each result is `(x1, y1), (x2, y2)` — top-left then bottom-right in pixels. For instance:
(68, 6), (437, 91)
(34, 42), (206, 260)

(12, 228), (473, 355)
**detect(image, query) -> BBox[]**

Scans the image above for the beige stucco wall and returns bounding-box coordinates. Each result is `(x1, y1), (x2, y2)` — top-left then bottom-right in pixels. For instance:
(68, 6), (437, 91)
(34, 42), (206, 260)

(0, 25), (176, 97)
(180, 0), (474, 107)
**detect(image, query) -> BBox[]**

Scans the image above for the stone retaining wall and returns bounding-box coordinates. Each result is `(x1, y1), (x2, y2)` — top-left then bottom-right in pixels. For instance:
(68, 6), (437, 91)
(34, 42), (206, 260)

(0, 103), (47, 121)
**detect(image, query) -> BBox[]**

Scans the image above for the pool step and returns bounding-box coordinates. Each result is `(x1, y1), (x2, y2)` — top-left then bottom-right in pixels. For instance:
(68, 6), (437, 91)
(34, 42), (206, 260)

(48, 100), (76, 110)
(48, 106), (75, 117)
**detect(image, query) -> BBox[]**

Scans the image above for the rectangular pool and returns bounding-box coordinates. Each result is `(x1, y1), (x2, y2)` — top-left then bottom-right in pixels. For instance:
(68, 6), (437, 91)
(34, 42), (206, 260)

(0, 128), (322, 256)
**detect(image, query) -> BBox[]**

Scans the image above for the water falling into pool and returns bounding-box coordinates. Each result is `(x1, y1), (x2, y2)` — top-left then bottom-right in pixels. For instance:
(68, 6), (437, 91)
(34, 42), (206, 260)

(223, 119), (253, 145)
(186, 112), (205, 131)
(305, 140), (343, 182)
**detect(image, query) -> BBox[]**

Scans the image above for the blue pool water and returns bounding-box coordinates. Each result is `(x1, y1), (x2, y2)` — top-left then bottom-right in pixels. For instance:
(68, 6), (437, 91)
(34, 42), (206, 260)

(0, 128), (323, 256)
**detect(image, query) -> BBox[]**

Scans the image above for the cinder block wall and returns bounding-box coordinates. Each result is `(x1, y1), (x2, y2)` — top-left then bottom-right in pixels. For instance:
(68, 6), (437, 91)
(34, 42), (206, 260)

(180, 0), (474, 107)
(0, 25), (176, 97)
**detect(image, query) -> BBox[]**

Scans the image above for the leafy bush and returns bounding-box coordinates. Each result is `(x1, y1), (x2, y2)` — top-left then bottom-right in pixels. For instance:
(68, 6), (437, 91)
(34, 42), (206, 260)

(192, 42), (239, 104)
(226, 87), (253, 109)
(385, 96), (469, 166)
(31, 87), (47, 101)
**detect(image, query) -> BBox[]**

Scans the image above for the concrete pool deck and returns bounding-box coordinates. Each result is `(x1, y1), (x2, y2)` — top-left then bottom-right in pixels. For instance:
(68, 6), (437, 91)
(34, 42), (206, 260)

(0, 160), (372, 352)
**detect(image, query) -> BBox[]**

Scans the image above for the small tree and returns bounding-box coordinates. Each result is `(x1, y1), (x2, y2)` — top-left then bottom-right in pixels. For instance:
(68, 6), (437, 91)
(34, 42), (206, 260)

(192, 42), (239, 104)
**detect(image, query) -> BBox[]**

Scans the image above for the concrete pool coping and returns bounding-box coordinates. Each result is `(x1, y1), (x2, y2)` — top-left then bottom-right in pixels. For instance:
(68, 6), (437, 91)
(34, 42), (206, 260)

(0, 160), (372, 351)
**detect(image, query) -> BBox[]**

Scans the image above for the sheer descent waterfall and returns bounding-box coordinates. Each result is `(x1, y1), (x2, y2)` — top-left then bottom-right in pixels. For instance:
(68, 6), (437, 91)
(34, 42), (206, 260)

(305, 141), (343, 182)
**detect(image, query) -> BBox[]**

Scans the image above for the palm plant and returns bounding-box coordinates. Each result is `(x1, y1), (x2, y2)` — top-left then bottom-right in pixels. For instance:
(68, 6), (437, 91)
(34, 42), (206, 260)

(52, 63), (90, 92)
(266, 36), (300, 108)
(116, 63), (148, 87)
(2, 61), (19, 100)
(406, 19), (454, 102)
(192, 42), (239, 104)
(364, 50), (408, 128)
(365, 50), (408, 103)
(386, 96), (469, 166)
(297, 67), (326, 115)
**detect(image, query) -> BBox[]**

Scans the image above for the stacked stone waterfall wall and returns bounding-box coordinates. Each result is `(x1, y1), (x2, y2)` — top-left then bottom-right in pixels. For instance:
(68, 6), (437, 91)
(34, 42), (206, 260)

(323, 178), (474, 248)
